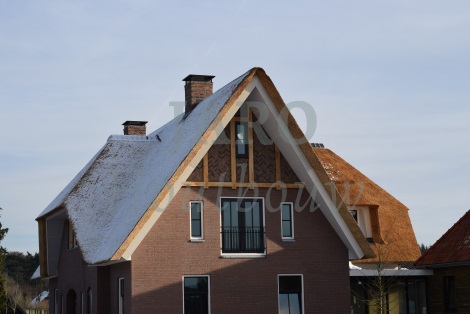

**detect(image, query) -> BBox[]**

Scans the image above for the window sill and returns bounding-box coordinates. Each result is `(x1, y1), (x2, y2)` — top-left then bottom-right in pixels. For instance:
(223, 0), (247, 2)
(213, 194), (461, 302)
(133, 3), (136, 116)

(282, 238), (295, 242)
(67, 246), (78, 251)
(189, 239), (205, 243)
(220, 253), (266, 259)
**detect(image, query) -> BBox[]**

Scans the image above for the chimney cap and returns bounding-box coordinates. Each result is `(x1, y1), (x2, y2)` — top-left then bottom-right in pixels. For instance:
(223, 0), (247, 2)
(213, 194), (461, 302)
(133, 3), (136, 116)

(122, 121), (148, 126)
(182, 74), (215, 82)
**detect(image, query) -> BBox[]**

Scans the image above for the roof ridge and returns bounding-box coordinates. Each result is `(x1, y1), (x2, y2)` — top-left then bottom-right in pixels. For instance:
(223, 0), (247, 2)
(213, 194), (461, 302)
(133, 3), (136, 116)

(108, 135), (158, 142)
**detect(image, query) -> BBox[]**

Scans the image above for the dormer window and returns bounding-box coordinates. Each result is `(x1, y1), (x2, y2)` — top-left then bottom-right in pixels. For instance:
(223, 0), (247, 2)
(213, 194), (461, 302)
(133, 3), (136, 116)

(348, 206), (373, 242)
(235, 122), (248, 158)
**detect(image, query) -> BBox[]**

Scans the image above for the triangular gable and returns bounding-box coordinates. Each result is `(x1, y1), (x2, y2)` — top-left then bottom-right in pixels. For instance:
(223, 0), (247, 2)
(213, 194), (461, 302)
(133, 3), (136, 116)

(37, 68), (373, 273)
(114, 68), (373, 261)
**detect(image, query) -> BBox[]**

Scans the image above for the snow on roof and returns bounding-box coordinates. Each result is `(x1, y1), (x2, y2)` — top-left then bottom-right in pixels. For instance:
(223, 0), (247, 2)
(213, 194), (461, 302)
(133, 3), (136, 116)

(30, 290), (48, 306)
(39, 69), (250, 264)
(349, 261), (362, 270)
(30, 265), (41, 280)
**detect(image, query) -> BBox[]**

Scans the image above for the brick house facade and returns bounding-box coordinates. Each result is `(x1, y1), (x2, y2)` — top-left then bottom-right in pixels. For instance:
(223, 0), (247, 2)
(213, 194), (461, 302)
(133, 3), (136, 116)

(37, 68), (374, 313)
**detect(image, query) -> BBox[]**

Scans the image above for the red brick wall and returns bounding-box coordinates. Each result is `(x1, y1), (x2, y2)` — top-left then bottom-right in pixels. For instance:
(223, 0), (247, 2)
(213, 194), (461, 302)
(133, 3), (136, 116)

(131, 187), (350, 313)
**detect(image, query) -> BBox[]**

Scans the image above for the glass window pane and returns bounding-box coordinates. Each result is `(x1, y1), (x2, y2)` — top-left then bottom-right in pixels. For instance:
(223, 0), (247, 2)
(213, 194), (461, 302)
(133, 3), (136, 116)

(289, 294), (301, 314)
(231, 202), (239, 228)
(282, 205), (291, 221)
(350, 209), (358, 222)
(184, 277), (208, 314)
(222, 201), (230, 227)
(279, 294), (290, 314)
(252, 201), (261, 227)
(191, 221), (201, 237)
(191, 203), (201, 220)
(282, 221), (292, 238)
(245, 203), (253, 228)
(236, 123), (248, 157)
(279, 276), (302, 314)
(279, 276), (302, 293)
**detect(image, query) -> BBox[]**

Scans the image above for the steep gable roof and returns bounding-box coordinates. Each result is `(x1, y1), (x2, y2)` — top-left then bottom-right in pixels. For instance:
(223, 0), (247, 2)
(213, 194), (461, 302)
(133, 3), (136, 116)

(415, 210), (470, 267)
(37, 68), (373, 273)
(313, 148), (421, 264)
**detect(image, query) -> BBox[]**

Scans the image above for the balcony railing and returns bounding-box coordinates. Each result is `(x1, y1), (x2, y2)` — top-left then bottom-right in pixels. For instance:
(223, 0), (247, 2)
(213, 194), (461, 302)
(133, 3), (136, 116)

(221, 227), (265, 253)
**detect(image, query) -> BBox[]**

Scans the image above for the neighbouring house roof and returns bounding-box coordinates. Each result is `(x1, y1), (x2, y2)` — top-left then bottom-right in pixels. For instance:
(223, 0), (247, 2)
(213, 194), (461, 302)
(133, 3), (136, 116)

(415, 210), (470, 267)
(30, 291), (49, 307)
(31, 265), (41, 280)
(36, 67), (374, 274)
(313, 148), (421, 264)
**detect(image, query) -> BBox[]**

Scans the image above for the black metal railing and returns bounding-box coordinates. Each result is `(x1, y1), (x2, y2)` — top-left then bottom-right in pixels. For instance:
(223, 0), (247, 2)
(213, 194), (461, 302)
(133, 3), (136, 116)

(221, 227), (265, 253)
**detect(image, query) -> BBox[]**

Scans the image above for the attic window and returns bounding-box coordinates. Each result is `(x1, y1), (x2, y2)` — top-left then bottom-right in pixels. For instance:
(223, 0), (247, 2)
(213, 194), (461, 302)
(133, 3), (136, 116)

(68, 221), (78, 250)
(235, 122), (248, 158)
(348, 206), (372, 242)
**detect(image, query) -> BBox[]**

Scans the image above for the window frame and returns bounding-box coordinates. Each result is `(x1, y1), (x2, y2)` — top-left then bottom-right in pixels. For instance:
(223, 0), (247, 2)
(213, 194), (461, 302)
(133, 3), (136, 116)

(182, 275), (211, 314)
(348, 206), (372, 240)
(444, 276), (457, 312)
(189, 201), (204, 241)
(281, 202), (295, 240)
(235, 121), (249, 158)
(278, 274), (304, 314)
(68, 220), (78, 250)
(219, 197), (266, 258)
(118, 278), (124, 314)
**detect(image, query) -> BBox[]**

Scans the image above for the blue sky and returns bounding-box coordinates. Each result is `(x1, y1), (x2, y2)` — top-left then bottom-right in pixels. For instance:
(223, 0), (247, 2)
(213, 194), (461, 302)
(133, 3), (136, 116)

(0, 0), (469, 253)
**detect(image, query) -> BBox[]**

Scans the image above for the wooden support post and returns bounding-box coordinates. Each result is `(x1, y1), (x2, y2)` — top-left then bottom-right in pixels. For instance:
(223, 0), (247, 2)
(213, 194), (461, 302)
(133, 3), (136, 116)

(230, 119), (236, 189)
(275, 144), (281, 190)
(203, 153), (209, 188)
(248, 110), (254, 187)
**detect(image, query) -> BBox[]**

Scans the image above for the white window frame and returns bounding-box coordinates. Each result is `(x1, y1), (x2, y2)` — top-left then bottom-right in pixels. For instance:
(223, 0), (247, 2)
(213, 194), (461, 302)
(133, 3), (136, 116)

(118, 278), (124, 314)
(277, 274), (304, 314)
(280, 202), (295, 240)
(219, 197), (266, 258)
(182, 275), (211, 314)
(348, 206), (372, 239)
(189, 201), (204, 241)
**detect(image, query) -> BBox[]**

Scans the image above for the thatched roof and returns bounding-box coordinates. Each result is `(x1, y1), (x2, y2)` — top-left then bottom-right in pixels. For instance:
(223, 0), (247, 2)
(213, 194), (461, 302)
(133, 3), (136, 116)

(313, 148), (421, 264)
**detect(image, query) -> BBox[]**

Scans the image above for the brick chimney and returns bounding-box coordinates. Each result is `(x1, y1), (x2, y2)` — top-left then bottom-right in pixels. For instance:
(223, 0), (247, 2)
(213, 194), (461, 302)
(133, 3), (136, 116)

(122, 121), (148, 135)
(183, 74), (215, 112)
